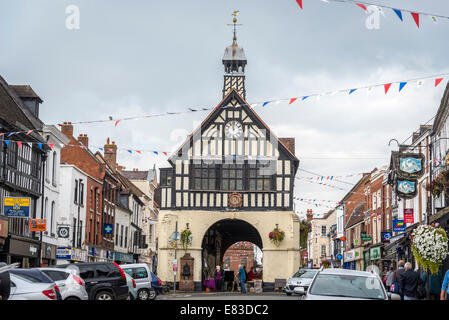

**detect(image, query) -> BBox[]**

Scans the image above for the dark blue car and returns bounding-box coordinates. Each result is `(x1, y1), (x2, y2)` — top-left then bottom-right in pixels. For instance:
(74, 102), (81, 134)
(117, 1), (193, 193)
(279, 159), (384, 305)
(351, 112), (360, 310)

(150, 271), (163, 295)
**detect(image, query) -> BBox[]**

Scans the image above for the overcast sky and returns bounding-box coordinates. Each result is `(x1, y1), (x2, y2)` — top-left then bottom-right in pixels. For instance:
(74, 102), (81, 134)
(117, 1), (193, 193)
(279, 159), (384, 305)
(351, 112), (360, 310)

(1, 0), (448, 218)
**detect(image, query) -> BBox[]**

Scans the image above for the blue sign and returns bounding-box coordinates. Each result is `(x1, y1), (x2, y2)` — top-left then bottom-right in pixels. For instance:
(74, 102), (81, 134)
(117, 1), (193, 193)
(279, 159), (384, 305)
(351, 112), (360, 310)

(3, 197), (30, 218)
(336, 253), (343, 260)
(56, 247), (72, 260)
(91, 247), (96, 256)
(103, 224), (113, 235)
(382, 232), (393, 243)
(393, 220), (406, 232)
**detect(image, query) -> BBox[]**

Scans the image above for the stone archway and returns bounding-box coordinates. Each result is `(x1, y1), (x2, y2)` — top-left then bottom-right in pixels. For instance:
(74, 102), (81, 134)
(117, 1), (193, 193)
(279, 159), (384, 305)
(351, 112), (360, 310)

(201, 219), (263, 286)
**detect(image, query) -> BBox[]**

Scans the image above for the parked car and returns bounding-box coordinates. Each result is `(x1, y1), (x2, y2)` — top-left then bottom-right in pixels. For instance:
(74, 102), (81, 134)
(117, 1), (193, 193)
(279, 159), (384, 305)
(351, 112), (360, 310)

(36, 267), (88, 300)
(125, 272), (138, 300)
(55, 262), (129, 300)
(150, 271), (163, 295)
(294, 268), (400, 300)
(121, 263), (155, 300)
(10, 269), (62, 300)
(8, 273), (59, 300)
(285, 268), (317, 295)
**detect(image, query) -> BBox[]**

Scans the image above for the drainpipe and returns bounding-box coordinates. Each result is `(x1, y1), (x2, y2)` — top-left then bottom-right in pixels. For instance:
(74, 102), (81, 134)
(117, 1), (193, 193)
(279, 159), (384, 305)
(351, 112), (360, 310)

(38, 149), (48, 267)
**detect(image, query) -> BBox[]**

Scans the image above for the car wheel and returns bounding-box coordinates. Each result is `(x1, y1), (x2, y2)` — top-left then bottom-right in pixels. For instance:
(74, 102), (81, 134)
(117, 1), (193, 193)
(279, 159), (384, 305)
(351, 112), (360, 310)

(138, 289), (149, 300)
(95, 291), (114, 300)
(148, 289), (157, 300)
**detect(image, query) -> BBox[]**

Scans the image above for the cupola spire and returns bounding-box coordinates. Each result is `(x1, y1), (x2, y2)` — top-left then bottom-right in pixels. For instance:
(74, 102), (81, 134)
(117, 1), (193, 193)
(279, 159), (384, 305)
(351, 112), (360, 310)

(222, 11), (247, 99)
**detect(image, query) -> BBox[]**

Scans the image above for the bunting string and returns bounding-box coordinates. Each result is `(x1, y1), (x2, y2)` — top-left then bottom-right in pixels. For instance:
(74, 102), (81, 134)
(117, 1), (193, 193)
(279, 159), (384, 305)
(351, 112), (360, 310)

(0, 72), (443, 134)
(297, 0), (449, 28)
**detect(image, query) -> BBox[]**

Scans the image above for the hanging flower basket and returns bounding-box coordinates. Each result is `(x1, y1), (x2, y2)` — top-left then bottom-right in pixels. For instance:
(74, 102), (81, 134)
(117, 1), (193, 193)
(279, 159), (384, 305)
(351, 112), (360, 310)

(411, 224), (449, 275)
(269, 227), (285, 247)
(321, 259), (331, 268)
(180, 229), (192, 253)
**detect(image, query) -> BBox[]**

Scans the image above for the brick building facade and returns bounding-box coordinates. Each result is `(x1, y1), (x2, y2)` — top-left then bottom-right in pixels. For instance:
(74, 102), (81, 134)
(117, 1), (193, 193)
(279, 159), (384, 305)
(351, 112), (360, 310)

(223, 241), (255, 274)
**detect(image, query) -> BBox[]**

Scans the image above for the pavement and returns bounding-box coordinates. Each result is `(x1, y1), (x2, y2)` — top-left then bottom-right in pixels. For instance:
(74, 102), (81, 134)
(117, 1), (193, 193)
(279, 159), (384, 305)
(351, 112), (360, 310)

(156, 292), (300, 300)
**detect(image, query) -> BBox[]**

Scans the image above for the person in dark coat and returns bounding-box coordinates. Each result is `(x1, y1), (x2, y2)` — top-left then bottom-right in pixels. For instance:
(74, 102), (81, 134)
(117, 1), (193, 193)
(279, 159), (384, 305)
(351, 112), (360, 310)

(214, 266), (223, 292)
(420, 269), (443, 300)
(238, 265), (247, 294)
(0, 262), (11, 300)
(399, 262), (424, 300)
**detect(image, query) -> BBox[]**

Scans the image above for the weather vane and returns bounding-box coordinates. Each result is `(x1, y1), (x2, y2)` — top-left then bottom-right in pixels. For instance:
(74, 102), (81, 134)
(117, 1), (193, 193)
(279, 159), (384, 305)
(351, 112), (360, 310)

(227, 10), (242, 40)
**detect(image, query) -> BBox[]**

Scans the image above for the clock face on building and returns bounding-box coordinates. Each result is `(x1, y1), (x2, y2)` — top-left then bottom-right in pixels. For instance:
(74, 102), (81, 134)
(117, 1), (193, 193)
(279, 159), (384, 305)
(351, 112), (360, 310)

(225, 120), (243, 139)
(228, 193), (243, 208)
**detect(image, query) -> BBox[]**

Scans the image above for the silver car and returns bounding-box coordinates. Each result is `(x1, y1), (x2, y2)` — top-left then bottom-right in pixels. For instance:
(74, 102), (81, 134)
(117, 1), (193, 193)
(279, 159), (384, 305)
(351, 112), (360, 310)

(285, 269), (317, 295)
(36, 267), (89, 300)
(125, 272), (138, 300)
(294, 268), (400, 300)
(121, 263), (154, 300)
(9, 273), (58, 300)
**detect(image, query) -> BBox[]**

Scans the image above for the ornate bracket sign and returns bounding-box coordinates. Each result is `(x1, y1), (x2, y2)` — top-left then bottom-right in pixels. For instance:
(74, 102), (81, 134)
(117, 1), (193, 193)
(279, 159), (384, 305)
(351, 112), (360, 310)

(395, 153), (425, 179)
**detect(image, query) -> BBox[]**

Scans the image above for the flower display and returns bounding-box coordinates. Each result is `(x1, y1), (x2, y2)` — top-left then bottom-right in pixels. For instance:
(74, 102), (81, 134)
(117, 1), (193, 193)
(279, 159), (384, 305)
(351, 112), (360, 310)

(269, 227), (285, 247)
(411, 224), (448, 274)
(180, 229), (192, 253)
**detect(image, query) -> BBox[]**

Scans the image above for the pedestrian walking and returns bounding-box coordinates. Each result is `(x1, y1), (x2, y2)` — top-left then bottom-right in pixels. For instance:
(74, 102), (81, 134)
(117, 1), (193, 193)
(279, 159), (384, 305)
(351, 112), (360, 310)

(214, 265), (223, 292)
(390, 260), (406, 299)
(420, 269), (443, 300)
(399, 262), (424, 300)
(386, 267), (394, 292)
(238, 264), (246, 294)
(441, 269), (449, 300)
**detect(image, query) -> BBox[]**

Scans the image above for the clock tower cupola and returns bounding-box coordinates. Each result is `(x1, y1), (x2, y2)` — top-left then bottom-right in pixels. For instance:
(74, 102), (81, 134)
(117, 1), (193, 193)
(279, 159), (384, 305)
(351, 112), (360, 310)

(222, 11), (247, 99)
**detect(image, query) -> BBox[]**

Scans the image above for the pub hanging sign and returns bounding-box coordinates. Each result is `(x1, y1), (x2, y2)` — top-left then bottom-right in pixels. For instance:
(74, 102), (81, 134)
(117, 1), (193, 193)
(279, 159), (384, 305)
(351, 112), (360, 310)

(395, 178), (418, 199)
(395, 153), (425, 179)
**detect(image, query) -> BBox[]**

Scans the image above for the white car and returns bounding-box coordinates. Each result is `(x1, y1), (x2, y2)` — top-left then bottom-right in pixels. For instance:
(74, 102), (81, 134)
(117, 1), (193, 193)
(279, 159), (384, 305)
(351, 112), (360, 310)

(36, 267), (89, 300)
(294, 268), (401, 300)
(9, 273), (58, 300)
(285, 269), (317, 295)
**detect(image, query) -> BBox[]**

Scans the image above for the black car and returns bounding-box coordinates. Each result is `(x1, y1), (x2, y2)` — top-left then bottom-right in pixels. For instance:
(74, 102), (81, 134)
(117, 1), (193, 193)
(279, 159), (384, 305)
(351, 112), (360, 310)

(55, 262), (128, 300)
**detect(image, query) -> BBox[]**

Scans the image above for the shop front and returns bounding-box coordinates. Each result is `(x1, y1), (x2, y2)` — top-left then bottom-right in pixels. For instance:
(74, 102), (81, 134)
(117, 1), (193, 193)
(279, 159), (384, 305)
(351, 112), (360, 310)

(55, 247), (88, 264)
(343, 248), (362, 270)
(6, 235), (40, 268)
(41, 242), (57, 267)
(114, 252), (134, 264)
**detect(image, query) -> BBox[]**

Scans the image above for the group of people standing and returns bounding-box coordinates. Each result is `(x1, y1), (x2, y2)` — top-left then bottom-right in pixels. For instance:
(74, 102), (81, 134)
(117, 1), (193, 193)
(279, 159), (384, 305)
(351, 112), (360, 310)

(384, 260), (449, 300)
(213, 264), (256, 294)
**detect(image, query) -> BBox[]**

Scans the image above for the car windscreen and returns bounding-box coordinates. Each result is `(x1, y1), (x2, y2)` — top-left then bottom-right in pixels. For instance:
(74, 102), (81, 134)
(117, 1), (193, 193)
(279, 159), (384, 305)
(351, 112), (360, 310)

(308, 274), (386, 300)
(298, 271), (317, 279)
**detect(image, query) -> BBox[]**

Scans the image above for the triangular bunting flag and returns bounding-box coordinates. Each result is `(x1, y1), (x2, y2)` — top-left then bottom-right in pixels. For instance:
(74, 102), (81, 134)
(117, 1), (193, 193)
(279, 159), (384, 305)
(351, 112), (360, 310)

(136, 150), (141, 154)
(128, 150), (132, 154)
(26, 130), (33, 135)
(17, 141), (22, 148)
(153, 151), (159, 155)
(289, 98), (298, 105)
(399, 82), (407, 92)
(296, 0), (303, 10)
(4, 140), (10, 147)
(114, 120), (121, 127)
(393, 9), (403, 21)
(302, 96), (309, 101)
(7, 132), (16, 138)
(49, 143), (54, 150)
(355, 3), (368, 12)
(411, 12), (419, 28)
(349, 89), (357, 95)
(435, 78), (443, 87)
(37, 143), (43, 150)
(26, 142), (32, 148)
(162, 152), (168, 156)
(384, 83), (392, 94)
(262, 101), (270, 107)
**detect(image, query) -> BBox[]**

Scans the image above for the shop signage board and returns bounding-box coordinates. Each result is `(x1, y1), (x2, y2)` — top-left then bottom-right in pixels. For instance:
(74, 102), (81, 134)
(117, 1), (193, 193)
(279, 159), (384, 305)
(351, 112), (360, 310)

(30, 219), (46, 232)
(57, 225), (70, 238)
(56, 247), (72, 259)
(103, 224), (113, 235)
(381, 232), (392, 243)
(395, 179), (417, 199)
(370, 247), (381, 260)
(404, 209), (414, 224)
(395, 153), (425, 179)
(3, 197), (30, 217)
(392, 220), (406, 232)
(361, 231), (372, 241)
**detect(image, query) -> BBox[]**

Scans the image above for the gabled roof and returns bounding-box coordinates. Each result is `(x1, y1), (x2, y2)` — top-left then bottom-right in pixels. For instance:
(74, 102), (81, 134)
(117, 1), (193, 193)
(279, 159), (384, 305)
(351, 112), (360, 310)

(168, 88), (299, 166)
(345, 203), (365, 229)
(9, 85), (43, 103)
(0, 75), (44, 142)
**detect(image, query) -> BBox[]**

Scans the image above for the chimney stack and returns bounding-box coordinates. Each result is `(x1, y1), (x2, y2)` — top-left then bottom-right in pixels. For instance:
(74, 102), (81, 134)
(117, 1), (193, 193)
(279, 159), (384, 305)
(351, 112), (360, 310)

(104, 137), (117, 168)
(61, 122), (73, 138)
(78, 134), (89, 147)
